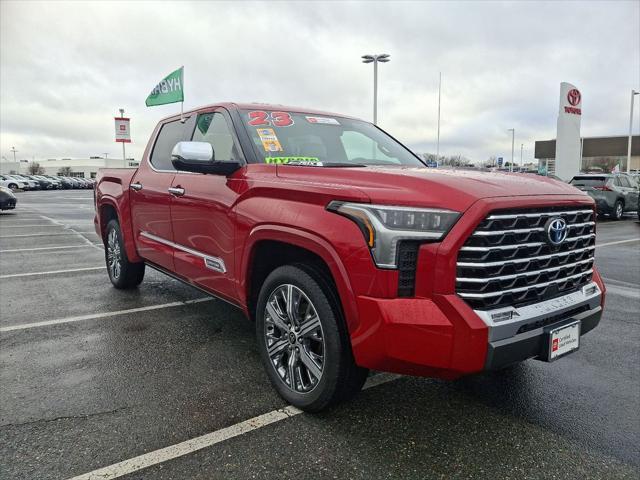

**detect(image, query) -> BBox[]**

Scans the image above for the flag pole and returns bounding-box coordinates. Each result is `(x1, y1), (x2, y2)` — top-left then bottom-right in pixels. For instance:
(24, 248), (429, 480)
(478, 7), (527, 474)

(119, 108), (126, 167)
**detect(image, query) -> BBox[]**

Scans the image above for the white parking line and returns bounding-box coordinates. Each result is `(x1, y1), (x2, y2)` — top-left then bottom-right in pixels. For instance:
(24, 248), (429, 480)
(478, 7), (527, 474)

(0, 232), (80, 238)
(0, 297), (213, 332)
(595, 238), (640, 248)
(0, 224), (63, 228)
(0, 266), (104, 279)
(0, 244), (103, 253)
(65, 373), (401, 480)
(604, 284), (640, 299)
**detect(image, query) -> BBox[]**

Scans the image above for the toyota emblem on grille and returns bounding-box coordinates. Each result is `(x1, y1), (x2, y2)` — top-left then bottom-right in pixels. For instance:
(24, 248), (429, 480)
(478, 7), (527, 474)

(546, 217), (568, 245)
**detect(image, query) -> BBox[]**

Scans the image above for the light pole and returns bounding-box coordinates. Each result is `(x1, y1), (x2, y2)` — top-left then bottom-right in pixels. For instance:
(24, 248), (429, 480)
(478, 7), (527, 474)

(507, 129), (515, 172)
(361, 53), (390, 125)
(627, 90), (639, 173)
(437, 72), (442, 162)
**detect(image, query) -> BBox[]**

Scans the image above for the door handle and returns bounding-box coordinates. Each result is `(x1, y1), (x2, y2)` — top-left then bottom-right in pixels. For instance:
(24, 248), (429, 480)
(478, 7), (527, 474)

(168, 187), (185, 197)
(130, 183), (143, 191)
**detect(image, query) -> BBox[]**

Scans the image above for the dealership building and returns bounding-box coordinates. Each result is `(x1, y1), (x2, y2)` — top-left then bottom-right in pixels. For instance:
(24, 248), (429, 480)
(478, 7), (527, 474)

(535, 135), (640, 176)
(0, 157), (139, 178)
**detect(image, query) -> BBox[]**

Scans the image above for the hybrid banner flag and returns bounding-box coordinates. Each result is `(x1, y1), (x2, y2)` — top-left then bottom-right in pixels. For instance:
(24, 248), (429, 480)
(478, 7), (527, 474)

(114, 117), (131, 143)
(145, 67), (184, 106)
(554, 82), (582, 181)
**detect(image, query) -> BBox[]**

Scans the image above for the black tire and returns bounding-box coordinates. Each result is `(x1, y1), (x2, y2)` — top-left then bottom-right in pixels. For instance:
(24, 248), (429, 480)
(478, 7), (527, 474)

(256, 265), (368, 412)
(613, 200), (624, 220)
(8, 183), (18, 190)
(104, 219), (145, 289)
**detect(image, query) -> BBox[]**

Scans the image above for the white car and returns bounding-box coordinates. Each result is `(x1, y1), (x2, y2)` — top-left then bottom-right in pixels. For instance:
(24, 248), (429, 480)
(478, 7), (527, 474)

(0, 174), (29, 191)
(5, 174), (39, 190)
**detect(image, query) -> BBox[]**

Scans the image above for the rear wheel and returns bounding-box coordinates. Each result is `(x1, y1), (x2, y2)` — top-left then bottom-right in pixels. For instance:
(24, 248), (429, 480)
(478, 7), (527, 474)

(105, 219), (145, 289)
(8, 183), (18, 190)
(256, 265), (368, 412)
(613, 200), (624, 220)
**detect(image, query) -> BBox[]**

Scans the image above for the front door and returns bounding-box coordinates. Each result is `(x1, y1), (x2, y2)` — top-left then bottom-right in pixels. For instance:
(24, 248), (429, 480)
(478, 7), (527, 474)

(170, 109), (245, 302)
(130, 119), (188, 271)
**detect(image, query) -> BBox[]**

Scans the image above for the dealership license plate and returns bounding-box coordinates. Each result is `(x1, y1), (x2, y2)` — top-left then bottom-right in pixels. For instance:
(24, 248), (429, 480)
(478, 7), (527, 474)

(548, 321), (581, 361)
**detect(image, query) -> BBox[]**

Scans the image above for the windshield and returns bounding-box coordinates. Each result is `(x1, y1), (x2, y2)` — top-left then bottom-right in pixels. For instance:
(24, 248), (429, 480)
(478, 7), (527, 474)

(240, 109), (424, 167)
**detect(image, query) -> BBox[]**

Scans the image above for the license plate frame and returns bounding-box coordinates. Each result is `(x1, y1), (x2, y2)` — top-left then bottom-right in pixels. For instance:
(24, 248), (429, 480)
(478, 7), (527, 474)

(547, 320), (581, 362)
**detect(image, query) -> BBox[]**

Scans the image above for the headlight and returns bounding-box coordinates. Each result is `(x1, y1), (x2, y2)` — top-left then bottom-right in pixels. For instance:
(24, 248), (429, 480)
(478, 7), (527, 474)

(327, 201), (460, 268)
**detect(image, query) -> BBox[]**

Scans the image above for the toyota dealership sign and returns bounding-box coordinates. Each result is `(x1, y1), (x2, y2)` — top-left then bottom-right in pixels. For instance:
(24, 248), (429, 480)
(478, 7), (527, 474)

(554, 82), (582, 181)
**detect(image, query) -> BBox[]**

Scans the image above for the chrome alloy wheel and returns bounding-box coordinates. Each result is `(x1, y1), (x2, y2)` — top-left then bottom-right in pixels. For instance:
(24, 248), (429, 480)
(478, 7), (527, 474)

(616, 202), (623, 219)
(264, 284), (325, 393)
(106, 228), (122, 280)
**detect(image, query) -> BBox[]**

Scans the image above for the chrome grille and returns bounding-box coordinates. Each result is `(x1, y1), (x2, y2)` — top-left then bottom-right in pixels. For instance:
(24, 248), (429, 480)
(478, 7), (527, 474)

(456, 207), (595, 310)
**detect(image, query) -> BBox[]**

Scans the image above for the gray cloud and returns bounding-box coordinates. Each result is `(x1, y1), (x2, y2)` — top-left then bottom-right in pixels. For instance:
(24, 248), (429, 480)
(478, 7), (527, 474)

(1, 0), (638, 164)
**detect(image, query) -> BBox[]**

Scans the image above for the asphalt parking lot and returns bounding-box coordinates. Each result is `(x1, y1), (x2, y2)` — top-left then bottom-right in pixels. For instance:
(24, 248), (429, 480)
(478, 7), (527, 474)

(1, 190), (639, 480)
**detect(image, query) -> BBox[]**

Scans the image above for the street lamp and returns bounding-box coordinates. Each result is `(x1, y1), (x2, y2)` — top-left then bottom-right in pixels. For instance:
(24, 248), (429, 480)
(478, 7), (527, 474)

(507, 128), (515, 172)
(361, 53), (390, 125)
(627, 90), (639, 173)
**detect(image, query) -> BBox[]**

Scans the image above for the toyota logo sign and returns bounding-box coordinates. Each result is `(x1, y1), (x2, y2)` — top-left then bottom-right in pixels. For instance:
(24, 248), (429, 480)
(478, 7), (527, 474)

(545, 217), (568, 246)
(567, 89), (581, 106)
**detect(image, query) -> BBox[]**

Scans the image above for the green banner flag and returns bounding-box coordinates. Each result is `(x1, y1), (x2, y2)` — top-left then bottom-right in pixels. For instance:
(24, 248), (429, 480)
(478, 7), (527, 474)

(145, 67), (184, 107)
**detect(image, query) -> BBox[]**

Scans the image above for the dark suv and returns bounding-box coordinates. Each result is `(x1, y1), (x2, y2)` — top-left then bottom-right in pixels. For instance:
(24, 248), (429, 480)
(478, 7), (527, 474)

(570, 174), (639, 220)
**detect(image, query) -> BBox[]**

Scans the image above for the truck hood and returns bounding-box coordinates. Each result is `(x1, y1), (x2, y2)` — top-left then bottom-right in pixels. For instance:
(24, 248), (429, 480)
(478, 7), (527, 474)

(275, 165), (588, 212)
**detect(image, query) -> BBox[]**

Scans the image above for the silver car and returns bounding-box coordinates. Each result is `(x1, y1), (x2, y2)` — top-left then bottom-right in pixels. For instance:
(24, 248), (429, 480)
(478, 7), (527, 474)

(570, 173), (639, 220)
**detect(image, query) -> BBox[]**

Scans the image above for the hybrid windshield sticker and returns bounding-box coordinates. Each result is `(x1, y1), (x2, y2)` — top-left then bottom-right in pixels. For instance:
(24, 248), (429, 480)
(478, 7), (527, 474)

(256, 128), (283, 152)
(264, 156), (320, 165)
(305, 116), (340, 125)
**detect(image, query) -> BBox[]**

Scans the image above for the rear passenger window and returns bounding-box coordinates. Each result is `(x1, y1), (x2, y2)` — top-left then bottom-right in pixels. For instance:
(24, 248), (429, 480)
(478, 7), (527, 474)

(150, 120), (185, 171)
(613, 177), (622, 187)
(619, 176), (633, 188)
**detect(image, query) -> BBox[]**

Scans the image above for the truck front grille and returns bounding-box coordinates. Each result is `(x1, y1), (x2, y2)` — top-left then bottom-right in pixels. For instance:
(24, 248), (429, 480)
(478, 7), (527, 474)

(456, 207), (595, 310)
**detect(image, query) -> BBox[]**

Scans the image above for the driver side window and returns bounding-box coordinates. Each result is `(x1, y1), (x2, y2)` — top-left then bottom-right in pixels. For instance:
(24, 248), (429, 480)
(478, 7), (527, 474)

(191, 112), (240, 162)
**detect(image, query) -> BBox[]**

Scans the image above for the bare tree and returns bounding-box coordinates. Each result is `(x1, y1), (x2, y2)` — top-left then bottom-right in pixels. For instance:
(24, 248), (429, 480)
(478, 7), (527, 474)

(27, 162), (45, 175)
(58, 166), (73, 176)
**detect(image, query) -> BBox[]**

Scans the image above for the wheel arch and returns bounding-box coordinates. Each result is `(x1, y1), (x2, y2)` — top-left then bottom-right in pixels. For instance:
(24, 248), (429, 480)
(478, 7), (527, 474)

(241, 226), (359, 335)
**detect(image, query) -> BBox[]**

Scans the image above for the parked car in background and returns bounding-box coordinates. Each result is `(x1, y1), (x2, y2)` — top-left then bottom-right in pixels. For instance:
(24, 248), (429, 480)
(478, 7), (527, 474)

(570, 173), (639, 220)
(47, 175), (73, 189)
(5, 174), (39, 190)
(0, 174), (29, 191)
(33, 175), (62, 189)
(0, 185), (17, 210)
(24, 175), (54, 190)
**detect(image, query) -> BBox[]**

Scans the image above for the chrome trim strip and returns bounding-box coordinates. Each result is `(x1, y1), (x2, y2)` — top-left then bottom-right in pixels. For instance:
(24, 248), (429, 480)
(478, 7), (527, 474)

(471, 221), (594, 237)
(474, 282), (601, 341)
(486, 209), (593, 220)
(457, 269), (593, 298)
(459, 233), (595, 252)
(457, 246), (595, 268)
(139, 231), (227, 273)
(456, 258), (594, 283)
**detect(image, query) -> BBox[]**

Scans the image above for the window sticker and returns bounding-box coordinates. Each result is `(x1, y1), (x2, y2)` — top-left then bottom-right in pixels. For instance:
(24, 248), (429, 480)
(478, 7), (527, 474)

(264, 156), (320, 165)
(256, 128), (283, 152)
(248, 111), (294, 127)
(305, 116), (340, 125)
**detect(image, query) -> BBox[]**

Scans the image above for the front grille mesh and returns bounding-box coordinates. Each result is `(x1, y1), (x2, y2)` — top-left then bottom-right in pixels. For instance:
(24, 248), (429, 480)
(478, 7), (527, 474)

(456, 207), (595, 310)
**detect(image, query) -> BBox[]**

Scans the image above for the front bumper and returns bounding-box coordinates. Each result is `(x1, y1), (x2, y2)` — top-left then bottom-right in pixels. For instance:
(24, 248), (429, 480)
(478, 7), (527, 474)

(351, 281), (603, 378)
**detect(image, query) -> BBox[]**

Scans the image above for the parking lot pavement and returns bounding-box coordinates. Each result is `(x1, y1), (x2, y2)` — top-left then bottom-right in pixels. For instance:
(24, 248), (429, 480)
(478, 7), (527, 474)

(1, 190), (639, 479)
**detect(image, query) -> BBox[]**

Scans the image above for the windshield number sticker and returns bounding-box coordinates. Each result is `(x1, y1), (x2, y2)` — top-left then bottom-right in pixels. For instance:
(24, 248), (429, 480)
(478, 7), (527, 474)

(248, 111), (294, 127)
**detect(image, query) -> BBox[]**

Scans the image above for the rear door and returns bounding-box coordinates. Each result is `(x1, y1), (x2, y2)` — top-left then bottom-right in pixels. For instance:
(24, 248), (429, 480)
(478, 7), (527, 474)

(130, 119), (189, 271)
(169, 109), (245, 302)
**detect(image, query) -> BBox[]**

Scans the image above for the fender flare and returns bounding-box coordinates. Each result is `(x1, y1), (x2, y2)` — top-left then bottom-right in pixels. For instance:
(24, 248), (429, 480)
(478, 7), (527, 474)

(97, 195), (142, 263)
(240, 224), (360, 334)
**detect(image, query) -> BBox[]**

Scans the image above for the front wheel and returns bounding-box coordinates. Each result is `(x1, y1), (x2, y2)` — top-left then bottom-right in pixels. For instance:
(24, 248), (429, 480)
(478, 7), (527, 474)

(105, 219), (145, 289)
(613, 200), (624, 220)
(256, 265), (368, 412)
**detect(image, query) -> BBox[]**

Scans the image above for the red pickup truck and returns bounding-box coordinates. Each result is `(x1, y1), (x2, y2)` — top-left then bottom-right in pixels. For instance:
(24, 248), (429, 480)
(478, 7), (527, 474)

(94, 103), (605, 411)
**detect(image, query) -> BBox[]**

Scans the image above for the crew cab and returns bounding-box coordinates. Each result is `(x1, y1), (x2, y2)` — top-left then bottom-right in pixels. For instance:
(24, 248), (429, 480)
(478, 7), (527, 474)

(94, 103), (605, 411)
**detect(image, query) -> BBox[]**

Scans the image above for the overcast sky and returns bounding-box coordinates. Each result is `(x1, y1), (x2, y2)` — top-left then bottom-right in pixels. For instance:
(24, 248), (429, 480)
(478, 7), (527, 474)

(1, 0), (638, 165)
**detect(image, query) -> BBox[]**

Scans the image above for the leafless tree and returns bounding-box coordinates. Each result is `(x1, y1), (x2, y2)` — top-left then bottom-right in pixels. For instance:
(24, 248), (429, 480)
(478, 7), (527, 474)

(27, 162), (45, 175)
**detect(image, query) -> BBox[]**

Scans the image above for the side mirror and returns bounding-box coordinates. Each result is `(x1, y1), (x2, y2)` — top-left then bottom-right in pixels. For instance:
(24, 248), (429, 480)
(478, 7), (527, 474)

(171, 141), (241, 175)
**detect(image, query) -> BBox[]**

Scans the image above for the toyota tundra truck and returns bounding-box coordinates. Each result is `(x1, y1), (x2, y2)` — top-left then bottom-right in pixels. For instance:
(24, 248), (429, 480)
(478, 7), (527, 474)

(94, 103), (605, 411)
